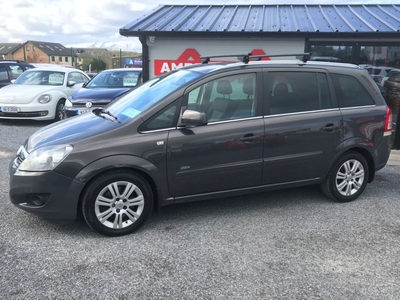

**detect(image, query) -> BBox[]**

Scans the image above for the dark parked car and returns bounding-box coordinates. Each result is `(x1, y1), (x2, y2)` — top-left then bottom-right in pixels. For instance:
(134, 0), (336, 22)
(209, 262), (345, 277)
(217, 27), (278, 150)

(9, 54), (394, 236)
(0, 60), (35, 88)
(63, 68), (142, 118)
(384, 70), (400, 96)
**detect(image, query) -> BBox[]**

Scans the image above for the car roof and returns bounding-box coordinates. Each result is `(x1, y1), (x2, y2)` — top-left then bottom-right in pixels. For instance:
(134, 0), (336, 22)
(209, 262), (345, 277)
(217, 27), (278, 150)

(99, 68), (142, 72)
(26, 66), (83, 72)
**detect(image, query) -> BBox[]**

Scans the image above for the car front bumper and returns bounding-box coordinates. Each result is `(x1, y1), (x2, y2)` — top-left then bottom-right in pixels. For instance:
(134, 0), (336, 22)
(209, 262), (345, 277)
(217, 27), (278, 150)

(9, 166), (85, 223)
(64, 106), (101, 118)
(0, 102), (55, 120)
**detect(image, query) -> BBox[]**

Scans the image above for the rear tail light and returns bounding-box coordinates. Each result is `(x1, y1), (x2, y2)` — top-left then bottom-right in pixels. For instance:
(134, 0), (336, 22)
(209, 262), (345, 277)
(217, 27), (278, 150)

(384, 106), (392, 134)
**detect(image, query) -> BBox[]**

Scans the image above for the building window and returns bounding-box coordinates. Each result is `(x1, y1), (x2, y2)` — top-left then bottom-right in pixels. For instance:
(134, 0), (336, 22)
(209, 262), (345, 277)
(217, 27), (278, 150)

(59, 57), (62, 62)
(51, 56), (55, 62)
(65, 57), (69, 62)
(25, 46), (29, 51)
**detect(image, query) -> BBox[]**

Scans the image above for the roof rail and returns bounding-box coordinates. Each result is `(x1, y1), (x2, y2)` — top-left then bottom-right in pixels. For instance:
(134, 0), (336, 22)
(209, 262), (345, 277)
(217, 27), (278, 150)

(250, 53), (312, 63)
(200, 52), (312, 64)
(201, 53), (252, 64)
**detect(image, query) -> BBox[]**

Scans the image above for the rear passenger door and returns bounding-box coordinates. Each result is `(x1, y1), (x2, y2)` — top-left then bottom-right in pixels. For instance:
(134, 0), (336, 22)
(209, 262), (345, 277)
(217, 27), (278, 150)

(262, 69), (343, 185)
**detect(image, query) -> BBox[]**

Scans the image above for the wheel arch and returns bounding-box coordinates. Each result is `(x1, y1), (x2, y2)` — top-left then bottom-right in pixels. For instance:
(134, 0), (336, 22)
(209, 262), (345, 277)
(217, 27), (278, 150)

(74, 155), (167, 216)
(329, 143), (376, 183)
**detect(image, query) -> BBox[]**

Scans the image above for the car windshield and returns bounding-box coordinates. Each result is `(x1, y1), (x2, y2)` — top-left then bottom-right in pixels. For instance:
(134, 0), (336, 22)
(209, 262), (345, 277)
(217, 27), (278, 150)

(106, 69), (203, 123)
(14, 70), (65, 86)
(86, 70), (141, 88)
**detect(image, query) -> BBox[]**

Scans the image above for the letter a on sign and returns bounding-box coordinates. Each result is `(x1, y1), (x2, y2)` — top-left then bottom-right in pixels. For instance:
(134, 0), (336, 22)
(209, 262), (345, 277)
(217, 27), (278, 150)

(154, 49), (202, 75)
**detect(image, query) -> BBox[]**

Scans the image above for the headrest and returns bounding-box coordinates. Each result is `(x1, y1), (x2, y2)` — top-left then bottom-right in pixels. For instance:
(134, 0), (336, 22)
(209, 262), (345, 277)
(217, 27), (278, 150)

(273, 83), (289, 96)
(217, 79), (232, 95)
(243, 77), (254, 95)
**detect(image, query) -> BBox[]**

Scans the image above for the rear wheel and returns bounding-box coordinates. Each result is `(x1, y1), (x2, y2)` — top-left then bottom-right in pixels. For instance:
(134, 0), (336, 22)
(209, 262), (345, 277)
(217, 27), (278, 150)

(82, 170), (153, 237)
(321, 151), (369, 202)
(54, 99), (65, 121)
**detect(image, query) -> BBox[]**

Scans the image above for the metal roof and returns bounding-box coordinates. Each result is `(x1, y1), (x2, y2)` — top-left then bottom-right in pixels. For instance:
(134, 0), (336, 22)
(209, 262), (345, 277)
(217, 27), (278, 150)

(120, 4), (400, 35)
(0, 43), (22, 55)
(28, 40), (72, 56)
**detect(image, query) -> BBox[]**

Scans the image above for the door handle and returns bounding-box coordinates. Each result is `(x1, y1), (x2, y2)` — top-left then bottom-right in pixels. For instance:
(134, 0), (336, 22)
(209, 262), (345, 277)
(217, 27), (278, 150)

(321, 124), (340, 132)
(240, 134), (257, 143)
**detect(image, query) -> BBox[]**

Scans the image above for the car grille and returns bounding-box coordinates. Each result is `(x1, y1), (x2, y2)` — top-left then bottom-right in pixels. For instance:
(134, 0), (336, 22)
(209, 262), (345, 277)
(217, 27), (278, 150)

(10, 145), (28, 173)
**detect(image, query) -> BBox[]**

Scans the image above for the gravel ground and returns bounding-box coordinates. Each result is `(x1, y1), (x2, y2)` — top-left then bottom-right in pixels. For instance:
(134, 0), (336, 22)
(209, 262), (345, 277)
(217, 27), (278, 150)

(1, 119), (400, 300)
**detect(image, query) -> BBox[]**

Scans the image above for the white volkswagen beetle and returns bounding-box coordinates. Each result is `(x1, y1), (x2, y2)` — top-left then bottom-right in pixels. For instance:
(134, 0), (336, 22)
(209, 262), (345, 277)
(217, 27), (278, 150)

(0, 67), (90, 121)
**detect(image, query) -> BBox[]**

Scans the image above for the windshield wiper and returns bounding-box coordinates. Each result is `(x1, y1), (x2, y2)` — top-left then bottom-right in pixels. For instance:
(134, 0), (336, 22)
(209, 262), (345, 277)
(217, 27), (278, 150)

(93, 108), (119, 122)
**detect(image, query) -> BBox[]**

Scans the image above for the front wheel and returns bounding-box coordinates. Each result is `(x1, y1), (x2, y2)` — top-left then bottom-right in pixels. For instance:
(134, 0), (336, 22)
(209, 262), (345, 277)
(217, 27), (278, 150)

(321, 152), (369, 202)
(54, 99), (65, 121)
(82, 170), (153, 237)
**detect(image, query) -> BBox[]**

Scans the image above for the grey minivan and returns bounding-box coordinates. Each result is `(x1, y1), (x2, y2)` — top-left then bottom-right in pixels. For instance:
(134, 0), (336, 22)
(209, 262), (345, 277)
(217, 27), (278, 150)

(9, 54), (394, 236)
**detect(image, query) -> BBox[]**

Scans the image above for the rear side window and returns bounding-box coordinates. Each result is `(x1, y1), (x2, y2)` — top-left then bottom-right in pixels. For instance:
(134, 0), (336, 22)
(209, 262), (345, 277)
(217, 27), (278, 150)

(331, 74), (375, 108)
(267, 71), (332, 115)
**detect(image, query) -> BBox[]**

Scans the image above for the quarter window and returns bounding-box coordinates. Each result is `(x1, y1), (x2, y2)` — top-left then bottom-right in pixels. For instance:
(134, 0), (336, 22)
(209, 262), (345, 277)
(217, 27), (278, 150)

(187, 73), (257, 122)
(139, 101), (179, 131)
(331, 74), (375, 107)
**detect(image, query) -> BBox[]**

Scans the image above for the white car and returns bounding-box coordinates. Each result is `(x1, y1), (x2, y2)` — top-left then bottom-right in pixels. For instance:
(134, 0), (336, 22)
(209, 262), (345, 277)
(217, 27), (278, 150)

(0, 67), (90, 121)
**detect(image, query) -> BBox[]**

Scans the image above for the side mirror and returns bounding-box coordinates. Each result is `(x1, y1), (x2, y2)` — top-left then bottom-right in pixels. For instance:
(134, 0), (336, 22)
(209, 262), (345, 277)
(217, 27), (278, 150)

(181, 109), (207, 127)
(67, 80), (76, 87)
(82, 82), (87, 88)
(10, 79), (16, 84)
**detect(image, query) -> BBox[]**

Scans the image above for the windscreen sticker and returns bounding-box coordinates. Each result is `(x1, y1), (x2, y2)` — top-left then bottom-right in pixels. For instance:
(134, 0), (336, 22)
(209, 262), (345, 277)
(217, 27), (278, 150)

(48, 73), (64, 84)
(121, 107), (141, 118)
(123, 75), (138, 86)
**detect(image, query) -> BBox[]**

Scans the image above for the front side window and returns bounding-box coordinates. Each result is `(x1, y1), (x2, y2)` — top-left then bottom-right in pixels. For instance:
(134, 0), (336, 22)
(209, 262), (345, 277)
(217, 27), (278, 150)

(187, 73), (257, 122)
(268, 71), (332, 115)
(107, 69), (204, 123)
(331, 74), (375, 108)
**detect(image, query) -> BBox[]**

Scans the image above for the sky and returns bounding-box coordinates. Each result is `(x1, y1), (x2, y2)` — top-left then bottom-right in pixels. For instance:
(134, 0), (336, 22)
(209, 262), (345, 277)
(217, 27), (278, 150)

(0, 0), (396, 52)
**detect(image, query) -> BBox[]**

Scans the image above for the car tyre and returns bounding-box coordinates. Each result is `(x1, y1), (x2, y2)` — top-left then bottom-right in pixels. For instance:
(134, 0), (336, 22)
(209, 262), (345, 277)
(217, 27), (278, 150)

(82, 170), (153, 237)
(54, 99), (65, 121)
(321, 151), (369, 202)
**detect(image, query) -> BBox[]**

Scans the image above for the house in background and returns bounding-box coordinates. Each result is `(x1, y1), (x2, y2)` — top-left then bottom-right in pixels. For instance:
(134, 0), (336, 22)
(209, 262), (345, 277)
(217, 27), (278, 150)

(0, 43), (22, 60)
(12, 40), (76, 66)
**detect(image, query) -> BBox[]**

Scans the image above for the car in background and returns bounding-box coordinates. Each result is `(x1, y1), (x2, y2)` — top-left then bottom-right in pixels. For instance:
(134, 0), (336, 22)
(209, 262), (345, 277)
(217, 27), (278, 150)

(63, 68), (142, 118)
(381, 68), (400, 87)
(85, 72), (98, 79)
(366, 66), (394, 84)
(0, 66), (90, 121)
(384, 70), (400, 96)
(0, 60), (35, 88)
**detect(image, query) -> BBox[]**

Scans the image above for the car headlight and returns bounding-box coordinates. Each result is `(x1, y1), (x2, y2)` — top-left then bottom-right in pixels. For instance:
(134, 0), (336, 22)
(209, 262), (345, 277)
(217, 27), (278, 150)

(65, 97), (73, 107)
(18, 144), (73, 172)
(38, 94), (52, 103)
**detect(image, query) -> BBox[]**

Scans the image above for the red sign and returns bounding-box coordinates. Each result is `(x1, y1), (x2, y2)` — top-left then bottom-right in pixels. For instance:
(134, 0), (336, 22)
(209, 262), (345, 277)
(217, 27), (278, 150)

(154, 48), (270, 75)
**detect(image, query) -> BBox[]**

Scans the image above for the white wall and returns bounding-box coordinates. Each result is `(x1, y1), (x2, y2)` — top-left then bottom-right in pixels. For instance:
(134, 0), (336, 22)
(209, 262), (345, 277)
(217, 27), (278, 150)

(147, 36), (305, 78)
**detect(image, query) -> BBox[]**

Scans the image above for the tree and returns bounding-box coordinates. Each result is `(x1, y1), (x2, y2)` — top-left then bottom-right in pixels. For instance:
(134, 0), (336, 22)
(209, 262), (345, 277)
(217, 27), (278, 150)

(91, 58), (107, 72)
